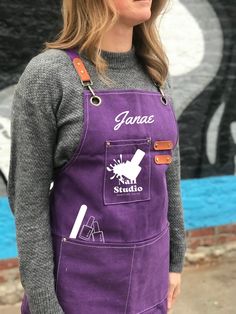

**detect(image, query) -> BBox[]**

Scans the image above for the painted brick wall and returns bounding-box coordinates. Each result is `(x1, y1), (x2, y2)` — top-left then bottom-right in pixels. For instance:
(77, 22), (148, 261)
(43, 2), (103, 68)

(186, 224), (236, 249)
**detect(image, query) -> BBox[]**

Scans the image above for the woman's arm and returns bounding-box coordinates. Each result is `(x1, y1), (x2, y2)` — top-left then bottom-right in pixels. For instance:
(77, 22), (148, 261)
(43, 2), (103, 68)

(7, 55), (64, 313)
(164, 74), (187, 273)
(166, 140), (187, 272)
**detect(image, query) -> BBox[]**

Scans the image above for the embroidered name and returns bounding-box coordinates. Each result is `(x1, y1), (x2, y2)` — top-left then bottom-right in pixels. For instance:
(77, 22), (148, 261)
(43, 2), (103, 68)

(114, 110), (155, 131)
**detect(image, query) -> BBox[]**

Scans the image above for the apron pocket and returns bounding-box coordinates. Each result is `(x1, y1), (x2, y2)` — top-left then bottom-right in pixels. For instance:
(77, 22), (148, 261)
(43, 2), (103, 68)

(126, 226), (170, 313)
(103, 138), (151, 205)
(56, 238), (134, 314)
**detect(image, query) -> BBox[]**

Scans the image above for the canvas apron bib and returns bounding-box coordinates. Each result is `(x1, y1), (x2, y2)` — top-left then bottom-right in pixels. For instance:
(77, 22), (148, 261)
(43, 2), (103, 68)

(21, 49), (179, 314)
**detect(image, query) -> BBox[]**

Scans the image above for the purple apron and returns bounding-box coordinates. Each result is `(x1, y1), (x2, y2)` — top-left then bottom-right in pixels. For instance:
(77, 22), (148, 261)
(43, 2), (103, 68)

(21, 49), (179, 314)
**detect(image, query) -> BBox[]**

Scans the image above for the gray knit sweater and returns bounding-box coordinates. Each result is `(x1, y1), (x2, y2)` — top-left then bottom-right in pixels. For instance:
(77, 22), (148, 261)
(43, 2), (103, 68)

(7, 48), (187, 314)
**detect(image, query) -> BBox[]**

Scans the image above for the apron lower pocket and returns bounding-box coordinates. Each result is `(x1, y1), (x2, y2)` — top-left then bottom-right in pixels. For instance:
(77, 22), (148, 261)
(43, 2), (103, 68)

(126, 227), (170, 314)
(55, 238), (134, 314)
(55, 225), (169, 314)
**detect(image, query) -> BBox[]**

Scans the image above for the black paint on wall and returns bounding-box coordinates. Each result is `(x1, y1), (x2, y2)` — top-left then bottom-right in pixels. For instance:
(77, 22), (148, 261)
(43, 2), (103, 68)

(0, 0), (61, 89)
(179, 0), (236, 179)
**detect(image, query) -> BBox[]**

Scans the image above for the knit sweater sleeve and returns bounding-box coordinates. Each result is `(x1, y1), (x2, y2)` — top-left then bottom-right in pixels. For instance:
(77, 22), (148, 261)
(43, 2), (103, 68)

(164, 75), (187, 273)
(7, 54), (64, 314)
(166, 140), (187, 272)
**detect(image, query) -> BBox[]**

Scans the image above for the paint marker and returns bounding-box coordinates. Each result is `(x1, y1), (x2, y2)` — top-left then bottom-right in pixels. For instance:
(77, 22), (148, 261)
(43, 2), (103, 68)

(69, 204), (88, 239)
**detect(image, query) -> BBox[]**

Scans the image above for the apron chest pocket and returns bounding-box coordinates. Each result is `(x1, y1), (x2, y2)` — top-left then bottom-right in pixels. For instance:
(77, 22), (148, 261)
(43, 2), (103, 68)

(103, 138), (151, 205)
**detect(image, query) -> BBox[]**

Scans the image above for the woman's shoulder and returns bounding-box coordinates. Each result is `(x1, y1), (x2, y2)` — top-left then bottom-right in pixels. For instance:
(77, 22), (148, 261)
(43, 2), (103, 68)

(15, 49), (71, 103)
(21, 48), (69, 80)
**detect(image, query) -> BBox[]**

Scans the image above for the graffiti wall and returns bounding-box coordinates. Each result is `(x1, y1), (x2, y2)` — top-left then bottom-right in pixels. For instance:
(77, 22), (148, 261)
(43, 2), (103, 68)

(0, 0), (235, 259)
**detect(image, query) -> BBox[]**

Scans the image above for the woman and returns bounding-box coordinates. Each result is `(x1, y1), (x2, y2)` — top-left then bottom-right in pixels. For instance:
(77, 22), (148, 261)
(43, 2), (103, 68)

(8, 0), (187, 313)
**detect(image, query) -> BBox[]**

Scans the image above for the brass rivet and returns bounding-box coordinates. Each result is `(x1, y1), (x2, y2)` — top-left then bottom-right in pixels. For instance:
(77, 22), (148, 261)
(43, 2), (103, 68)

(81, 70), (84, 73)
(77, 62), (81, 65)
(156, 157), (159, 162)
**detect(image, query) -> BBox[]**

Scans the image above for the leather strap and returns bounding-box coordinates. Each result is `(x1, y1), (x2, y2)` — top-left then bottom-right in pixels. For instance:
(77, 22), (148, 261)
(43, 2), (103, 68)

(154, 155), (172, 164)
(154, 140), (173, 151)
(73, 57), (91, 83)
(65, 49), (92, 84)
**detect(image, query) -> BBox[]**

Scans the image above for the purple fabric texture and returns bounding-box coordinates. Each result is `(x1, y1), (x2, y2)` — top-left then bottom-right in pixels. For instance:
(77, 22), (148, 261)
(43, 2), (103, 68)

(21, 49), (179, 314)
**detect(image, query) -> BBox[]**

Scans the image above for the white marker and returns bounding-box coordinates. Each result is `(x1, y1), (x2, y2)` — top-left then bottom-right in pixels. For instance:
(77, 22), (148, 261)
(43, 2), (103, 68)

(69, 204), (88, 239)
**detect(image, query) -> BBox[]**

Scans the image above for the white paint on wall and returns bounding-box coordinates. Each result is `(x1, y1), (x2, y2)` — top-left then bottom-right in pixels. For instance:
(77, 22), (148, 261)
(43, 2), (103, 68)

(159, 0), (205, 76)
(206, 102), (225, 164)
(158, 0), (223, 119)
(0, 116), (11, 180)
(0, 85), (15, 182)
(230, 122), (236, 174)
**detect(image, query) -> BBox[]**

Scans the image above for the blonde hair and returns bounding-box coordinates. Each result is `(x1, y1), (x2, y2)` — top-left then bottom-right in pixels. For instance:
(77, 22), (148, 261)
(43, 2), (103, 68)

(44, 0), (170, 87)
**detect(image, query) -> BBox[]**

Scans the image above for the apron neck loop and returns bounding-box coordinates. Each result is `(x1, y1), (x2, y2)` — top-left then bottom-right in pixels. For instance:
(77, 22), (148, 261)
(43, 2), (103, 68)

(65, 49), (167, 107)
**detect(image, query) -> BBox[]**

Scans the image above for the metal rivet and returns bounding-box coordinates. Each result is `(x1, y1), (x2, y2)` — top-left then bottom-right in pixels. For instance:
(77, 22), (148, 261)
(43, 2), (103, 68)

(77, 62), (81, 66)
(81, 70), (84, 74)
(62, 237), (67, 242)
(156, 157), (159, 162)
(106, 141), (111, 147)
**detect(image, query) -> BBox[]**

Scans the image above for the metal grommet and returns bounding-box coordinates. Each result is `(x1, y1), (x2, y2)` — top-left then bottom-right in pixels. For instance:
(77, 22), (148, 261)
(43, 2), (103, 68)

(161, 96), (167, 105)
(90, 95), (102, 106)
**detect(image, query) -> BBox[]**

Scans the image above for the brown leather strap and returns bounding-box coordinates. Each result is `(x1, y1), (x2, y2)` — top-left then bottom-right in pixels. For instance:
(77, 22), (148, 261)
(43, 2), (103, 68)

(154, 155), (172, 164)
(154, 140), (173, 151)
(73, 57), (91, 83)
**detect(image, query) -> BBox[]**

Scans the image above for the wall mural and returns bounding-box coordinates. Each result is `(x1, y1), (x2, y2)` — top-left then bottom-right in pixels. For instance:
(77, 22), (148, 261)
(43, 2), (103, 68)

(0, 0), (235, 259)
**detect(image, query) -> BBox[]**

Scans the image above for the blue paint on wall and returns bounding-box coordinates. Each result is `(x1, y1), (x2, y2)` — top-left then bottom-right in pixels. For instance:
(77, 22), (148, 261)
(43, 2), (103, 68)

(0, 197), (17, 259)
(181, 175), (236, 230)
(0, 175), (236, 259)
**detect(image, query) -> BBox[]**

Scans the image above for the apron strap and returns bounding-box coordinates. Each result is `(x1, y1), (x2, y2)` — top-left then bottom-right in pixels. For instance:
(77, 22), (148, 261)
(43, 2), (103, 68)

(65, 49), (102, 106)
(65, 48), (167, 107)
(65, 49), (92, 86)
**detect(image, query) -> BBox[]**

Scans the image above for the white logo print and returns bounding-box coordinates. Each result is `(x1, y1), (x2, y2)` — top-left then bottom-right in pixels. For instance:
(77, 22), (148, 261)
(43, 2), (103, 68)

(114, 111), (155, 131)
(69, 204), (105, 243)
(107, 149), (145, 185)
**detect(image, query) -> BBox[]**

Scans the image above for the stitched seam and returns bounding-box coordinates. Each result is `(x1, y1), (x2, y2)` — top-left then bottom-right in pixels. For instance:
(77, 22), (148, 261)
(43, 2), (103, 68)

(54, 92), (89, 178)
(137, 295), (168, 314)
(83, 90), (163, 97)
(124, 246), (136, 314)
(107, 138), (148, 144)
(55, 238), (63, 293)
(62, 225), (168, 249)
